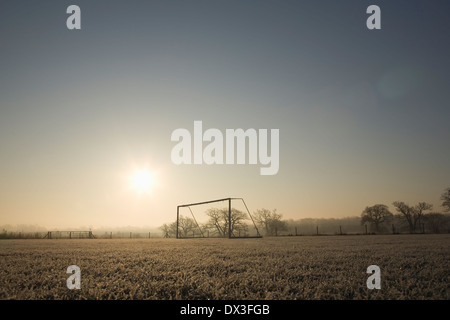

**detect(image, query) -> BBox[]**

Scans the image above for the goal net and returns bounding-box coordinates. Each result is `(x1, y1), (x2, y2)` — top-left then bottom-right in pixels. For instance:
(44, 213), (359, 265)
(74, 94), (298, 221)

(176, 198), (261, 238)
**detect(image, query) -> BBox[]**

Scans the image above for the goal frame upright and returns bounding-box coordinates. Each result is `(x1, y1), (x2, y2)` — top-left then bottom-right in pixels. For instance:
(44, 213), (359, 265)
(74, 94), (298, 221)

(176, 197), (261, 239)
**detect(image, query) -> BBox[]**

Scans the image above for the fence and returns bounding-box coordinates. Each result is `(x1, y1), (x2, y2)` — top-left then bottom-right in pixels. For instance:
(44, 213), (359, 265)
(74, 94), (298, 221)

(266, 223), (444, 236)
(95, 232), (153, 239)
(0, 231), (155, 239)
(43, 231), (96, 239)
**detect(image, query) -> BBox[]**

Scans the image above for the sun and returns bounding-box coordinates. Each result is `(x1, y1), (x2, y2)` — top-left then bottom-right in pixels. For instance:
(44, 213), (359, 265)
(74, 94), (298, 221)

(130, 170), (155, 194)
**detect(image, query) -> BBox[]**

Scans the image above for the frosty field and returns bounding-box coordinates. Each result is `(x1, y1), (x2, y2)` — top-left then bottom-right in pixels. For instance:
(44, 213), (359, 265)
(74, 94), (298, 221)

(0, 234), (449, 300)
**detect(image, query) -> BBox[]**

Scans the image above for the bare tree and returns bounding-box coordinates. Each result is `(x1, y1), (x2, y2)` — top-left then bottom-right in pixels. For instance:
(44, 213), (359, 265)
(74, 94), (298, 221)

(269, 218), (287, 236)
(159, 222), (177, 238)
(361, 204), (393, 233)
(206, 208), (248, 237)
(227, 209), (248, 236)
(253, 209), (272, 235)
(441, 188), (450, 212)
(159, 224), (171, 238)
(253, 208), (287, 236)
(206, 208), (227, 237)
(393, 201), (433, 233)
(423, 213), (446, 233)
(392, 202), (416, 233)
(178, 216), (196, 237)
(415, 202), (433, 230)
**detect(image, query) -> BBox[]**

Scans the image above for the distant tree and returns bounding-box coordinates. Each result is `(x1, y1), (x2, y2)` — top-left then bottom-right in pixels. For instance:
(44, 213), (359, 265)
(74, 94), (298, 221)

(206, 208), (227, 237)
(159, 224), (170, 237)
(159, 222), (177, 238)
(392, 202), (416, 233)
(178, 216), (196, 237)
(206, 208), (248, 237)
(361, 204), (393, 233)
(269, 218), (287, 236)
(423, 213), (446, 233)
(253, 208), (272, 235)
(441, 188), (450, 212)
(415, 202), (433, 230)
(227, 209), (248, 236)
(253, 209), (287, 236)
(393, 201), (433, 233)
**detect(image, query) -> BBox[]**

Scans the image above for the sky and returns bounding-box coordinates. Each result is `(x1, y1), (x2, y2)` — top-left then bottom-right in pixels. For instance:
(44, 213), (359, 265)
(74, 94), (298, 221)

(1, 0), (449, 230)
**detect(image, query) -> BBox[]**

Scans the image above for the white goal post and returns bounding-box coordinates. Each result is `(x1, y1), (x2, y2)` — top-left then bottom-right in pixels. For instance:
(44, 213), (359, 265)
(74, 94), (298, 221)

(176, 197), (262, 239)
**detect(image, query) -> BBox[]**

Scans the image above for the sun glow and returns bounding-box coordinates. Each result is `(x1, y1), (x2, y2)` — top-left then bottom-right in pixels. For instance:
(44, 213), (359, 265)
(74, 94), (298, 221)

(130, 169), (155, 194)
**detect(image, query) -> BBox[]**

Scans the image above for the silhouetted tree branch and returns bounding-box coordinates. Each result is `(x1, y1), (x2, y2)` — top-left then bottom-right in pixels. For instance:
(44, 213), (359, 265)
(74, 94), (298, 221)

(441, 187), (450, 212)
(393, 201), (433, 233)
(206, 208), (247, 237)
(253, 208), (287, 236)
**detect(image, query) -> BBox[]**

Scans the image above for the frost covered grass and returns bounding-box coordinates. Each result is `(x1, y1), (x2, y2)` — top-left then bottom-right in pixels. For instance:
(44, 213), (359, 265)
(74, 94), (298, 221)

(0, 234), (448, 300)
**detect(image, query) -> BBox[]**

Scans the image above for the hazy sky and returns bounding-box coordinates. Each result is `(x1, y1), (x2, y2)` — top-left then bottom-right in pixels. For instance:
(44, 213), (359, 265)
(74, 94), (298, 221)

(1, 1), (449, 229)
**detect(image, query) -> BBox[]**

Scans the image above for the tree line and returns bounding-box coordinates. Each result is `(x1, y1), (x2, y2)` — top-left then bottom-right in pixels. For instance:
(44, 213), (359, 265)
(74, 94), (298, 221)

(361, 188), (450, 234)
(161, 187), (450, 237)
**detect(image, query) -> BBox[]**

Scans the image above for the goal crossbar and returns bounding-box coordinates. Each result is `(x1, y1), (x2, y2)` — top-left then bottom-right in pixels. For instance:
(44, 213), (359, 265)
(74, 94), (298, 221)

(177, 197), (235, 208)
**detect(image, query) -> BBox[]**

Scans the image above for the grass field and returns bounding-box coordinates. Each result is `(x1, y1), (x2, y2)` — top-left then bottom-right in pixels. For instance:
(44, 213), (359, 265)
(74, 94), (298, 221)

(0, 234), (449, 300)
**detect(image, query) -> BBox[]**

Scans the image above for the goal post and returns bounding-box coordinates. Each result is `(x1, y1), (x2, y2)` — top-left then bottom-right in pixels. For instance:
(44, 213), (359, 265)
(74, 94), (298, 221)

(176, 197), (261, 239)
